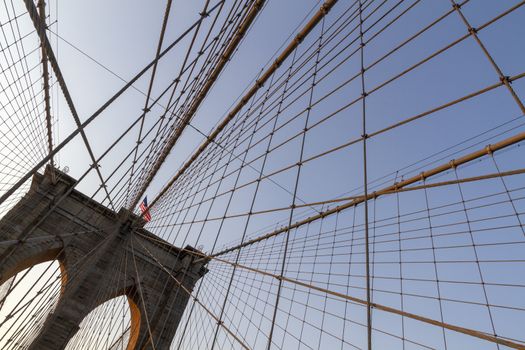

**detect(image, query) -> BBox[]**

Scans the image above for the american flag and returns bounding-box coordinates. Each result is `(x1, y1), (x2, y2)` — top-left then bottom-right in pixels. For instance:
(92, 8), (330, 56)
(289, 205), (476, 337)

(140, 196), (151, 222)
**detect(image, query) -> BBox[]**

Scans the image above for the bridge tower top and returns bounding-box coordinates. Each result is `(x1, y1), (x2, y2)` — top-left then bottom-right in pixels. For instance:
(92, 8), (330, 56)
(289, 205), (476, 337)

(0, 166), (208, 350)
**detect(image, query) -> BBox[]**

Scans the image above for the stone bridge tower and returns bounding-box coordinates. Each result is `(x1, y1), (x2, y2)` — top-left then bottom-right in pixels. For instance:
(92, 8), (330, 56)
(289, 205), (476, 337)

(0, 166), (208, 349)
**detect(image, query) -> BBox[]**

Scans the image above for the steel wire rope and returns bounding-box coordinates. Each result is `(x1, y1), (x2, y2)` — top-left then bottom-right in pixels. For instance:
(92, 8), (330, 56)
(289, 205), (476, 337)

(0, 0), (227, 206)
(0, 230), (120, 348)
(5, 0), (47, 142)
(128, 0), (266, 209)
(172, 92), (263, 348)
(266, 17), (325, 349)
(115, 0), (251, 210)
(105, 0), (256, 211)
(0, 2), (240, 279)
(67, 249), (129, 350)
(145, 0), (468, 211)
(139, 232), (525, 349)
(136, 93), (251, 348)
(211, 130), (525, 259)
(0, 55), (49, 168)
(142, 0), (458, 221)
(0, 3), (47, 163)
(211, 49), (300, 350)
(134, 235), (251, 349)
(124, 0), (175, 207)
(65, 240), (129, 349)
(147, 0), (372, 216)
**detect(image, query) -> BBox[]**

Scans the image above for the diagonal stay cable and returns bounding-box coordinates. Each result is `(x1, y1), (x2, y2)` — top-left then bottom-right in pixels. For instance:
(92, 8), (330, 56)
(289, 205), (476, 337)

(144, 161), (525, 229)
(23, 0), (115, 210)
(43, 9), (323, 216)
(129, 0), (267, 211)
(126, 0), (246, 208)
(125, 0), (174, 207)
(212, 127), (525, 257)
(37, 0), (54, 170)
(129, 236), (156, 350)
(146, 0), (339, 214)
(0, 0), (225, 207)
(138, 232), (525, 350)
(0, 23), (258, 272)
(132, 234), (250, 349)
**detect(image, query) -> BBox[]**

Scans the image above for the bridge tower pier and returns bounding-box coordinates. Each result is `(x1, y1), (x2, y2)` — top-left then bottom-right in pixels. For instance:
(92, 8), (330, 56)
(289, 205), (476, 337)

(0, 166), (207, 349)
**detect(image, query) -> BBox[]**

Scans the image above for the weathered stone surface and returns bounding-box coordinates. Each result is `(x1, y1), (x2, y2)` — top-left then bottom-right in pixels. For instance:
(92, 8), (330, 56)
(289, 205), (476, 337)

(0, 166), (207, 349)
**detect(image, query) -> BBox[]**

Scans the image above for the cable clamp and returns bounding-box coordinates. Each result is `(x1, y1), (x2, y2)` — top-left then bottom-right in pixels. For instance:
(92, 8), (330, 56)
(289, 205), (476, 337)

(468, 27), (477, 34)
(419, 172), (426, 181)
(500, 76), (511, 84)
(485, 144), (494, 155)
(452, 3), (461, 10)
(449, 159), (457, 168)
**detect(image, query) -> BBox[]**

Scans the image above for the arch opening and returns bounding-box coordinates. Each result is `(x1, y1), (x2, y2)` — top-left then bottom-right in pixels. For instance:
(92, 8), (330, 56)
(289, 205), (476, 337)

(64, 295), (133, 350)
(0, 260), (62, 349)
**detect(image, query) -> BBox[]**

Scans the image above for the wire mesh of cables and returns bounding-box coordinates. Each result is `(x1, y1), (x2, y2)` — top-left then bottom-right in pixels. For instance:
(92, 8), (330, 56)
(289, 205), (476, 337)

(0, 0), (58, 216)
(141, 0), (525, 349)
(1, 0), (525, 349)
